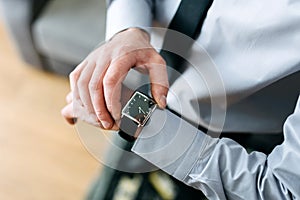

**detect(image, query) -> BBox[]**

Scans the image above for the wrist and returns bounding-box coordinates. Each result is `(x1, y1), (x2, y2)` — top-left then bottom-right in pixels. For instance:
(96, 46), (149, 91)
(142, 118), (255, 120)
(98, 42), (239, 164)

(118, 91), (157, 142)
(126, 27), (150, 42)
(111, 27), (150, 42)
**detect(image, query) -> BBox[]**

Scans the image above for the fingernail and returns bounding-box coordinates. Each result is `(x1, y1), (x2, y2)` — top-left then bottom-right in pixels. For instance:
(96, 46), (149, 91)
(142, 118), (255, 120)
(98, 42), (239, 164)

(101, 121), (111, 129)
(158, 95), (167, 108)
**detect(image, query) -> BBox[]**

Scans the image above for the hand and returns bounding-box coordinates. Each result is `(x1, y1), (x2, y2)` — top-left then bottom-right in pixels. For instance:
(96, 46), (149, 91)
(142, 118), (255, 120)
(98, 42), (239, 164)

(61, 28), (169, 130)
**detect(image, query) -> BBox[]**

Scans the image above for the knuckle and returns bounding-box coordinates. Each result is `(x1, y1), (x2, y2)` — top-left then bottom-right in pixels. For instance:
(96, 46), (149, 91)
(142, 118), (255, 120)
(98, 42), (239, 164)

(95, 110), (107, 120)
(112, 45), (136, 59)
(117, 45), (132, 54)
(77, 76), (89, 88)
(103, 73), (118, 88)
(159, 57), (167, 66)
(69, 70), (78, 82)
(88, 80), (98, 92)
(153, 53), (166, 65)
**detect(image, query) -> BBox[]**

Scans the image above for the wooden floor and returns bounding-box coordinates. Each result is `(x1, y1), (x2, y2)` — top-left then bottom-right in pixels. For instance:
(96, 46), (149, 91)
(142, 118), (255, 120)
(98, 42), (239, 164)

(0, 14), (109, 200)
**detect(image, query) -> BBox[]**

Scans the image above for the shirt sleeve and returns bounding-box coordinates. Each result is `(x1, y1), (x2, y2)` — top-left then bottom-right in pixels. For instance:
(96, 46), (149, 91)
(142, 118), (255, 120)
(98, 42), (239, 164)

(105, 0), (154, 40)
(132, 95), (300, 199)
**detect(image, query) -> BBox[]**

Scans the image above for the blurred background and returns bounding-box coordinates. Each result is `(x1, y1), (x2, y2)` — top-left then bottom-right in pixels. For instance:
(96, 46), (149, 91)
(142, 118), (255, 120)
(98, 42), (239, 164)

(0, 1), (212, 199)
(0, 0), (108, 199)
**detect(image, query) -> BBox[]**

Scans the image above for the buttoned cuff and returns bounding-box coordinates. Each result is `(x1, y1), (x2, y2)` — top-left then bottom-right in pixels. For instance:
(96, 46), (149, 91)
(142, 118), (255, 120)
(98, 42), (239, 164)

(131, 109), (218, 181)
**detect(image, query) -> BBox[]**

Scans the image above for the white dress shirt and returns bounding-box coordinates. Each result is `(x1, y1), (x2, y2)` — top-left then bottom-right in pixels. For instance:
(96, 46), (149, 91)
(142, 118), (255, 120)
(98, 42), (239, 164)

(106, 0), (300, 199)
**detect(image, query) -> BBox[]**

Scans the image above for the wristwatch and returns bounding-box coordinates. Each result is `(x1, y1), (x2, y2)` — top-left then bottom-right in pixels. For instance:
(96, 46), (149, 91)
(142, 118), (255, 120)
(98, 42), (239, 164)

(118, 91), (157, 142)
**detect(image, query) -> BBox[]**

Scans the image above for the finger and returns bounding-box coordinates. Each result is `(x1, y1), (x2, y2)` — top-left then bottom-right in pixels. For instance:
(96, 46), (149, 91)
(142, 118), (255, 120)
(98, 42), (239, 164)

(69, 60), (88, 104)
(146, 54), (169, 108)
(104, 75), (123, 121)
(89, 62), (115, 129)
(103, 54), (136, 121)
(61, 103), (77, 125)
(66, 92), (73, 104)
(77, 61), (97, 114)
(120, 84), (135, 107)
(69, 60), (87, 92)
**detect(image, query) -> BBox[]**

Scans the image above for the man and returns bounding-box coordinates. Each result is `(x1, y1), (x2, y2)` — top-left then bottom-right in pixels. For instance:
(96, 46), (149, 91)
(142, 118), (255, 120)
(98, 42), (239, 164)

(62, 0), (300, 199)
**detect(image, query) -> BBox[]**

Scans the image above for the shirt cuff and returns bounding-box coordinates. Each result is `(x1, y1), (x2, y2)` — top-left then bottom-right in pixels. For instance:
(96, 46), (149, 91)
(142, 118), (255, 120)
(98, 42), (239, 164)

(106, 0), (153, 40)
(131, 108), (218, 181)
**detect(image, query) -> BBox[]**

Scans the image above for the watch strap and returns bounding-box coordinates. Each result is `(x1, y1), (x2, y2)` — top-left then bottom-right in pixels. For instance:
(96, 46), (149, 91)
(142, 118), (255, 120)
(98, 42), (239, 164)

(119, 115), (139, 142)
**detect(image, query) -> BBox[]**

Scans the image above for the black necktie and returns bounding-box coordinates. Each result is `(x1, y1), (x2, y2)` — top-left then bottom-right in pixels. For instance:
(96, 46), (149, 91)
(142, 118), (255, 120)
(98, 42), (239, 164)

(160, 0), (213, 75)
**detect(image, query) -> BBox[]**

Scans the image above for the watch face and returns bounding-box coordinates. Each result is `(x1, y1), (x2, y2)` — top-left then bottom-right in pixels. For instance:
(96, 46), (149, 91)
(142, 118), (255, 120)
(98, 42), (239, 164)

(122, 92), (156, 125)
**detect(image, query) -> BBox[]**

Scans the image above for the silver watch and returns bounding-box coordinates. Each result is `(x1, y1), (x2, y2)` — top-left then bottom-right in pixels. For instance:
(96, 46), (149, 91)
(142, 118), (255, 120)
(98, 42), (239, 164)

(118, 91), (157, 142)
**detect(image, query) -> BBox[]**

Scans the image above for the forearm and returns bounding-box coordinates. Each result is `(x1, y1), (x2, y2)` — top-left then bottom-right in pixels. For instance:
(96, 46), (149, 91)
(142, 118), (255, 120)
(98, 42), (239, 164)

(185, 138), (293, 199)
(133, 96), (300, 199)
